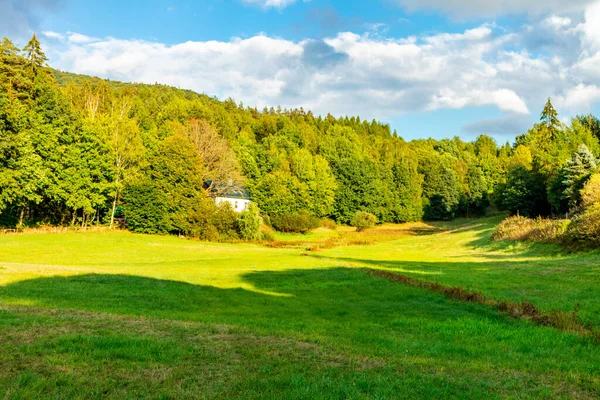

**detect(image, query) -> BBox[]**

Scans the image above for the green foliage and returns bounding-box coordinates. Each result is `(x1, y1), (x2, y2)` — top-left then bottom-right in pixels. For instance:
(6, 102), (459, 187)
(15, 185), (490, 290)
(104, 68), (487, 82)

(548, 145), (598, 214)
(541, 98), (560, 138)
(270, 211), (321, 233)
(4, 34), (600, 239)
(351, 211), (377, 232)
(581, 174), (600, 209)
(423, 168), (461, 221)
(564, 204), (600, 249)
(495, 166), (549, 218)
(122, 182), (171, 234)
(237, 203), (262, 240)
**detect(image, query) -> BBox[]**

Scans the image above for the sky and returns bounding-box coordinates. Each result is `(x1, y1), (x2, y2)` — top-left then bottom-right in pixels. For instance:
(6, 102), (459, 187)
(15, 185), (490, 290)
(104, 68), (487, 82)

(3, 0), (600, 142)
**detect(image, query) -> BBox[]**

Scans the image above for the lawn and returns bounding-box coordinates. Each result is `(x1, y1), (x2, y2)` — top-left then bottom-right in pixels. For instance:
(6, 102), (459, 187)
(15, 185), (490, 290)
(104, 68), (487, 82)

(1, 220), (600, 399)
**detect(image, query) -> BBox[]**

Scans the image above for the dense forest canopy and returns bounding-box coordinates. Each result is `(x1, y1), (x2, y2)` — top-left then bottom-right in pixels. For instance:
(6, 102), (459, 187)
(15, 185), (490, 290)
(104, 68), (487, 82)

(1, 35), (599, 238)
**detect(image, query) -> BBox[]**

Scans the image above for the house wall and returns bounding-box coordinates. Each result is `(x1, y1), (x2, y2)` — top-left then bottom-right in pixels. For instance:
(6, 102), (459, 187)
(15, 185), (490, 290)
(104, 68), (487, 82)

(215, 197), (250, 213)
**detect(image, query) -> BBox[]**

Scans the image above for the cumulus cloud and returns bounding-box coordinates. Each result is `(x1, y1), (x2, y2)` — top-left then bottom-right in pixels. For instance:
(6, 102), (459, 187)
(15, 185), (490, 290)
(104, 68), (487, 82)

(395, 0), (596, 18)
(41, 2), (600, 133)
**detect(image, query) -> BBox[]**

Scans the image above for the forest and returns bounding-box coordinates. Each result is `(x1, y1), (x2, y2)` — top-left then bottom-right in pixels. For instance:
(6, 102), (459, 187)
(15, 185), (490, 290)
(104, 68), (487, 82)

(2, 34), (600, 240)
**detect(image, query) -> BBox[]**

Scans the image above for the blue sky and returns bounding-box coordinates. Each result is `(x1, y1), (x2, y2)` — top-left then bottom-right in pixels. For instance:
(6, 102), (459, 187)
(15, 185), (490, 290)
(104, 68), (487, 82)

(3, 0), (600, 142)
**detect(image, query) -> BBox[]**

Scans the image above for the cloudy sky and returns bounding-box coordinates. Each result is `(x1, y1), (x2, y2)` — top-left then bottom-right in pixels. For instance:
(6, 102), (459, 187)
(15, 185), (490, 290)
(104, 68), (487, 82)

(3, 0), (600, 141)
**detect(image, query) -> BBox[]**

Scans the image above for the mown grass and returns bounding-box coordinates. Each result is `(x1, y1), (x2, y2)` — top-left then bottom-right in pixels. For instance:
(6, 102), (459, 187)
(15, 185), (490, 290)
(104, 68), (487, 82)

(1, 220), (600, 398)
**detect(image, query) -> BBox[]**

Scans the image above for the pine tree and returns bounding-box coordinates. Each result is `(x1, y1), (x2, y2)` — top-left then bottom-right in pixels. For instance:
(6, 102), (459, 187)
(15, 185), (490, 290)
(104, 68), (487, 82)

(540, 98), (560, 139)
(22, 33), (48, 77)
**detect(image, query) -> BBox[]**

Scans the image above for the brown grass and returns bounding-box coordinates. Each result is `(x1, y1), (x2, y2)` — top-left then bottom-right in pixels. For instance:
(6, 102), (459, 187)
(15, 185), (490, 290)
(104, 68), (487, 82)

(493, 216), (570, 244)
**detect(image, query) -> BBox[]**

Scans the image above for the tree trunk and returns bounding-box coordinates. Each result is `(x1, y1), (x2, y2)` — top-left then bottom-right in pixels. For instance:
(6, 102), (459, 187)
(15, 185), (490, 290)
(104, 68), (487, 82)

(19, 208), (25, 227)
(110, 196), (117, 229)
(110, 178), (120, 229)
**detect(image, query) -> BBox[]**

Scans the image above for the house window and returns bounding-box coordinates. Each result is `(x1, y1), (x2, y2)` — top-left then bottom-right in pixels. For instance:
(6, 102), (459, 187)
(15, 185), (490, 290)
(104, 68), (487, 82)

(235, 201), (239, 209)
(245, 202), (249, 210)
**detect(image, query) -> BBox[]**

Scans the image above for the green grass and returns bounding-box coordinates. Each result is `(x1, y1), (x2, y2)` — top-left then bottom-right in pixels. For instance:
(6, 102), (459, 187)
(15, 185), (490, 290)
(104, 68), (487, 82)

(1, 220), (600, 398)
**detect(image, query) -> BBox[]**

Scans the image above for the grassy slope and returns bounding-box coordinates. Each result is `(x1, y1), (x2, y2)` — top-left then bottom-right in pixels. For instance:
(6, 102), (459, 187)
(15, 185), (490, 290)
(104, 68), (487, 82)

(320, 217), (600, 325)
(0, 222), (599, 398)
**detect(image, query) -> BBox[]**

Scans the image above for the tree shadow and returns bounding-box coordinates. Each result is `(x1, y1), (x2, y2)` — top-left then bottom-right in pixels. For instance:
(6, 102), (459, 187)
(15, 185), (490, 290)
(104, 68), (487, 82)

(2, 269), (600, 397)
(308, 254), (600, 326)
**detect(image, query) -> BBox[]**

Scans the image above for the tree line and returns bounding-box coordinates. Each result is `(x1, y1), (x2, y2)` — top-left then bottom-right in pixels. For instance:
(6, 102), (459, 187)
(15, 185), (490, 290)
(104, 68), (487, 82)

(1, 35), (599, 239)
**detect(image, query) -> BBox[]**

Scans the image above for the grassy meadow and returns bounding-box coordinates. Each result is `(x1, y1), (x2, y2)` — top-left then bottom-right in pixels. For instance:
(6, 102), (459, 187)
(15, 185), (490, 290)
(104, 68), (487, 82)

(1, 218), (600, 398)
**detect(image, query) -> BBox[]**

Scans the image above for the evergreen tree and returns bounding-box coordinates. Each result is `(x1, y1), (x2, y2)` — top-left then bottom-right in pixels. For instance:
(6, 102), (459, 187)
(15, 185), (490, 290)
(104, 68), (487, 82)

(22, 34), (48, 77)
(548, 144), (598, 213)
(540, 98), (560, 139)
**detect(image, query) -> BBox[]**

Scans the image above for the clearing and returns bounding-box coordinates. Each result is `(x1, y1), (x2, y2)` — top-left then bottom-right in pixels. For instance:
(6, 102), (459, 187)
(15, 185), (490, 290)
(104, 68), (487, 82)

(1, 218), (599, 399)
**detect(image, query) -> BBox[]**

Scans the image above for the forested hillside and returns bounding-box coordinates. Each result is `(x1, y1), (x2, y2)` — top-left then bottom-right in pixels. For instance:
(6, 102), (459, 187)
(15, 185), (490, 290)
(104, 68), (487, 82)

(2, 35), (600, 239)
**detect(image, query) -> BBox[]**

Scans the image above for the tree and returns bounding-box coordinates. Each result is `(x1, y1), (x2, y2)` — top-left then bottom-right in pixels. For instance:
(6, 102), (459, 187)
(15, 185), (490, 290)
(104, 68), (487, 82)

(496, 166), (549, 217)
(183, 118), (243, 183)
(22, 34), (48, 77)
(0, 94), (43, 224)
(540, 97), (560, 138)
(581, 174), (600, 210)
(106, 98), (144, 228)
(0, 37), (29, 97)
(423, 168), (461, 221)
(574, 114), (600, 142)
(509, 145), (533, 171)
(548, 144), (598, 214)
(390, 160), (423, 222)
(237, 203), (262, 240)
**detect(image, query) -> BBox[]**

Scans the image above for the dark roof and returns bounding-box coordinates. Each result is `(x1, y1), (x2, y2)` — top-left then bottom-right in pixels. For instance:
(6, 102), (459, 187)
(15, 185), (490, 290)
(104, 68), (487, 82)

(203, 180), (251, 200)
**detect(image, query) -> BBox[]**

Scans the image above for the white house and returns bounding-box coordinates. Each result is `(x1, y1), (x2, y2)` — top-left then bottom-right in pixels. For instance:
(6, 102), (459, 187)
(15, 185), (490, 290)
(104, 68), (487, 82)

(203, 180), (251, 213)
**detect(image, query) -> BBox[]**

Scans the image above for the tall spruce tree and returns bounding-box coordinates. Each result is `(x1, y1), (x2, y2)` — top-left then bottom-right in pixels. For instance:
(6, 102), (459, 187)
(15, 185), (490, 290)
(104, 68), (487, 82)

(541, 98), (560, 139)
(22, 34), (48, 77)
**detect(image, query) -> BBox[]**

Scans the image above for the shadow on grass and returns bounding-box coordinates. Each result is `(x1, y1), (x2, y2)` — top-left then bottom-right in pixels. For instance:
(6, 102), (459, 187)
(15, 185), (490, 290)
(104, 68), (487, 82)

(3, 269), (600, 398)
(0, 269), (507, 330)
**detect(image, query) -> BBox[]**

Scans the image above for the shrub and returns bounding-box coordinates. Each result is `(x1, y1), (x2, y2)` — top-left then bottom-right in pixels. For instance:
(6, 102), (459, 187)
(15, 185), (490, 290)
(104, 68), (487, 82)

(211, 203), (240, 241)
(564, 204), (600, 249)
(351, 211), (377, 232)
(270, 211), (321, 233)
(321, 218), (338, 230)
(493, 215), (569, 244)
(237, 203), (262, 241)
(581, 174), (600, 209)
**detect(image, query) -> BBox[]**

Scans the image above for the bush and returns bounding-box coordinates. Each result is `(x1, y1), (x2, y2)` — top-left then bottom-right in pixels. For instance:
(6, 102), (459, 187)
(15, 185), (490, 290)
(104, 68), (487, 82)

(237, 203), (262, 241)
(351, 211), (377, 232)
(581, 174), (600, 209)
(211, 203), (240, 241)
(564, 204), (600, 249)
(493, 215), (569, 244)
(321, 218), (338, 230)
(270, 211), (321, 233)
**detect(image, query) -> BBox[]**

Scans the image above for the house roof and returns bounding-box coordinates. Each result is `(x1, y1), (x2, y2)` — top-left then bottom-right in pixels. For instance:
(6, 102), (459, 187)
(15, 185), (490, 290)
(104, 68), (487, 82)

(203, 180), (251, 200)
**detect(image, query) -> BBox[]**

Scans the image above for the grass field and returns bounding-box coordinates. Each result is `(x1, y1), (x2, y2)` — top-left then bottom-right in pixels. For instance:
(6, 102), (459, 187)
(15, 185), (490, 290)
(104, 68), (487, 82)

(1, 218), (600, 398)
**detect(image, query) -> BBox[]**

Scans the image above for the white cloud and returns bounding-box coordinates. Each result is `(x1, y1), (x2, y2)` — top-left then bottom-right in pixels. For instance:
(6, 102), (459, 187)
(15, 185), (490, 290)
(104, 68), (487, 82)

(42, 2), (600, 127)
(67, 32), (99, 44)
(556, 84), (600, 112)
(242, 0), (302, 9)
(42, 30), (64, 40)
(396, 0), (596, 18)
